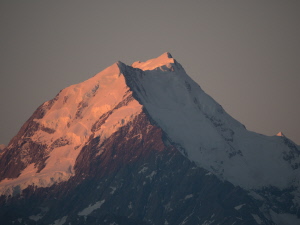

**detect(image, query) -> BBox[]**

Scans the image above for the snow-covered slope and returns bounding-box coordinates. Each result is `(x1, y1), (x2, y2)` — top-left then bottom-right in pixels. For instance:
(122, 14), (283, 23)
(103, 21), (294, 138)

(0, 63), (142, 195)
(121, 52), (300, 191)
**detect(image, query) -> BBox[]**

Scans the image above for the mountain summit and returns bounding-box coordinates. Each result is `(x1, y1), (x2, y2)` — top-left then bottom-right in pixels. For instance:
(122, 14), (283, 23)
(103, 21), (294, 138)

(131, 52), (176, 70)
(277, 131), (285, 137)
(0, 53), (300, 224)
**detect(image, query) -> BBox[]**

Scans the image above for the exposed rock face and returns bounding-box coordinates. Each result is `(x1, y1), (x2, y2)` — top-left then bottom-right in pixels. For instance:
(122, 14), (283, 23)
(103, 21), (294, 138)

(0, 52), (299, 224)
(0, 101), (54, 181)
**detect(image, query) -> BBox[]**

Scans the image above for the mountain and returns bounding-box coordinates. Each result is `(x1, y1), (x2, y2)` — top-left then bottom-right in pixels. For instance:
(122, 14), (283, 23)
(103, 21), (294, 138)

(0, 53), (300, 225)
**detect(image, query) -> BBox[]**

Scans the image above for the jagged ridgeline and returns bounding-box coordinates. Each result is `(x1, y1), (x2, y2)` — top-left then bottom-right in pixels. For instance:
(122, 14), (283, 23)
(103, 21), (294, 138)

(0, 53), (300, 225)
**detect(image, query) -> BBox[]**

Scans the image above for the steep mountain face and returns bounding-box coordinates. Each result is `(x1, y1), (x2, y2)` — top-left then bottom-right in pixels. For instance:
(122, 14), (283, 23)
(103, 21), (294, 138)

(0, 62), (142, 195)
(0, 53), (299, 225)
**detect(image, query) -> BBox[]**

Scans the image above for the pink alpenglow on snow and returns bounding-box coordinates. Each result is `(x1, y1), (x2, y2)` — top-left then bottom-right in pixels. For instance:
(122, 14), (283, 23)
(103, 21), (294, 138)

(276, 131), (285, 137)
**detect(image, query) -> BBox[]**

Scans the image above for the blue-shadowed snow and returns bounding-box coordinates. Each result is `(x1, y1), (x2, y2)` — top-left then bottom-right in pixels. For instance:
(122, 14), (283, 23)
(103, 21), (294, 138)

(234, 204), (245, 210)
(270, 210), (300, 225)
(52, 216), (67, 225)
(78, 200), (105, 216)
(118, 52), (300, 192)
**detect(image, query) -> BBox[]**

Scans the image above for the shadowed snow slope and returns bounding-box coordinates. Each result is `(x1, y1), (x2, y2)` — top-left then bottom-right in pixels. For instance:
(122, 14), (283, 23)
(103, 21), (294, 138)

(123, 53), (300, 191)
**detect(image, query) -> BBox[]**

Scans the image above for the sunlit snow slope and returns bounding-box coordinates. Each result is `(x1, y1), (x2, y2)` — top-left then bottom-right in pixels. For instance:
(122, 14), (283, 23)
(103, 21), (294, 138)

(0, 63), (142, 195)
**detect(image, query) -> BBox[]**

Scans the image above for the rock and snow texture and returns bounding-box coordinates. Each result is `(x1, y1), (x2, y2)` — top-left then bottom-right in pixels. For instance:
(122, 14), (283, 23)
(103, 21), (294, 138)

(0, 52), (300, 224)
(0, 62), (142, 195)
(1, 52), (300, 193)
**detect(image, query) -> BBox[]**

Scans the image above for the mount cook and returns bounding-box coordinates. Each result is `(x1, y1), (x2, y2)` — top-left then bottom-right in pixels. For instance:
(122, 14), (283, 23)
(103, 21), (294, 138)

(0, 53), (299, 224)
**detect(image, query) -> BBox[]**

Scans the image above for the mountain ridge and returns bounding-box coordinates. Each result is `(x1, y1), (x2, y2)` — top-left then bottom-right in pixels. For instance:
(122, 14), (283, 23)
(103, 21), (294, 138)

(118, 53), (300, 190)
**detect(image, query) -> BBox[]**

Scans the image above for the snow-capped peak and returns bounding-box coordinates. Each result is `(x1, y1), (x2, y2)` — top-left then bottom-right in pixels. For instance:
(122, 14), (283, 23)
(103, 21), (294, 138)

(0, 60), (143, 196)
(276, 131), (285, 137)
(119, 53), (300, 190)
(1, 52), (300, 197)
(131, 52), (178, 71)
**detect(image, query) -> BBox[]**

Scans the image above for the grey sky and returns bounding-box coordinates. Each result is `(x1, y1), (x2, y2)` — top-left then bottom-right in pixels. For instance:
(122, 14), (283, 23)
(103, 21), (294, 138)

(1, 1), (299, 145)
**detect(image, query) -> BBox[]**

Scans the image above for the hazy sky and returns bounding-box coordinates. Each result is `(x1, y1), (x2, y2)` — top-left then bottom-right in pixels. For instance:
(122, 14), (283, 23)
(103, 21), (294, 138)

(1, 1), (299, 145)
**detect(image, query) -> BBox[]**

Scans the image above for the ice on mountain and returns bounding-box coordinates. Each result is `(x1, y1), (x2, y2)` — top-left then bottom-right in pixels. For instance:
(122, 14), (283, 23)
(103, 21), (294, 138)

(251, 214), (263, 224)
(110, 186), (117, 194)
(29, 213), (43, 222)
(146, 171), (157, 181)
(78, 200), (105, 216)
(234, 204), (245, 210)
(270, 210), (300, 225)
(184, 194), (193, 200)
(121, 53), (299, 191)
(52, 216), (67, 225)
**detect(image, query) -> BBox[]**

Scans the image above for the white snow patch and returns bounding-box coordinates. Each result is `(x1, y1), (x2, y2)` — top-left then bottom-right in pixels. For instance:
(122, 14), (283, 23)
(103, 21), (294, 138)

(128, 201), (133, 209)
(146, 171), (156, 181)
(234, 204), (245, 210)
(202, 220), (215, 225)
(138, 166), (148, 174)
(184, 194), (193, 200)
(180, 210), (196, 225)
(78, 200), (105, 216)
(29, 207), (48, 222)
(270, 210), (300, 225)
(52, 216), (67, 225)
(110, 186), (117, 194)
(251, 214), (262, 224)
(29, 214), (43, 221)
(0, 163), (71, 196)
